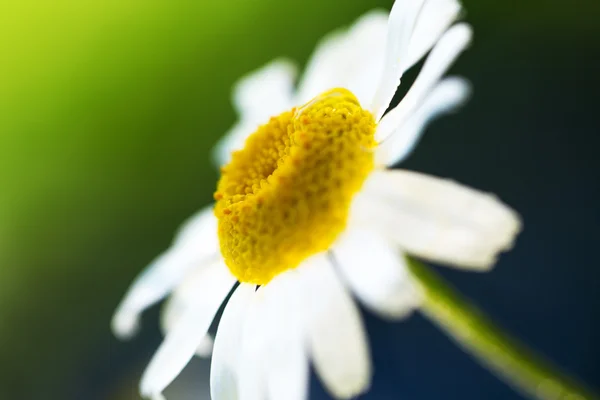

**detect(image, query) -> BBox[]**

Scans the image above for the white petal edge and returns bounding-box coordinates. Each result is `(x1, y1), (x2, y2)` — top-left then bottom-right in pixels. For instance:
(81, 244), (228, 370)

(351, 169), (522, 270)
(263, 272), (309, 400)
(369, 0), (426, 120)
(111, 206), (219, 339)
(211, 283), (256, 400)
(194, 335), (214, 358)
(339, 11), (389, 108)
(296, 10), (389, 107)
(376, 23), (473, 142)
(140, 261), (236, 399)
(375, 76), (471, 167)
(332, 227), (422, 319)
(295, 28), (347, 105)
(236, 272), (310, 400)
(299, 254), (371, 399)
(404, 0), (462, 73)
(161, 316), (214, 358)
(237, 287), (269, 400)
(213, 59), (297, 166)
(160, 264), (223, 357)
(233, 59), (297, 117)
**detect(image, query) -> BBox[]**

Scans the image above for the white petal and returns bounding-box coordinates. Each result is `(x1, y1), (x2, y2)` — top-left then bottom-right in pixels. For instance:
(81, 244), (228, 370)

(404, 0), (462, 72)
(161, 295), (214, 357)
(298, 255), (371, 399)
(296, 28), (346, 104)
(352, 170), (522, 270)
(233, 59), (297, 117)
(376, 23), (473, 141)
(237, 288), (269, 400)
(375, 77), (471, 167)
(160, 264), (223, 357)
(140, 261), (236, 399)
(296, 11), (389, 106)
(263, 272), (309, 400)
(111, 206), (219, 339)
(172, 206), (218, 248)
(213, 59), (297, 166)
(211, 283), (256, 400)
(194, 335), (214, 358)
(369, 0), (426, 120)
(332, 228), (422, 319)
(369, 0), (462, 120)
(266, 332), (308, 400)
(235, 272), (310, 400)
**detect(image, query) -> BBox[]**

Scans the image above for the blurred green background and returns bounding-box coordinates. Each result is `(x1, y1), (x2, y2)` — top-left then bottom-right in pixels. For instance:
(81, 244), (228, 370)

(1, 0), (599, 399)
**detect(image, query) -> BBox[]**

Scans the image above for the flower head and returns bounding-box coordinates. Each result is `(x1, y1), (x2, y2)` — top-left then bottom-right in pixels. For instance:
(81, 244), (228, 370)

(112, 1), (521, 399)
(215, 88), (377, 284)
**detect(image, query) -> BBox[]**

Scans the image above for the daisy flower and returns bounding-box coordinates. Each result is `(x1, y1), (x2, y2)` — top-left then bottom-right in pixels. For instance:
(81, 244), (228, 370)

(112, 1), (521, 399)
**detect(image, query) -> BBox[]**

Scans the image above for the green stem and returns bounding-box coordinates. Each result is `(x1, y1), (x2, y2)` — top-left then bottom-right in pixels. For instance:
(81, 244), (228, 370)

(407, 258), (598, 400)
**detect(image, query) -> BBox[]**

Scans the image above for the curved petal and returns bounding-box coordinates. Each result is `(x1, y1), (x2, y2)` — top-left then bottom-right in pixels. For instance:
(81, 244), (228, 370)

(161, 311), (214, 358)
(375, 77), (471, 167)
(111, 206), (219, 339)
(298, 254), (371, 399)
(296, 10), (389, 107)
(139, 261), (236, 399)
(233, 59), (297, 117)
(160, 264), (225, 357)
(351, 169), (522, 270)
(376, 23), (473, 142)
(263, 272), (309, 400)
(210, 283), (256, 400)
(369, 0), (426, 120)
(171, 206), (218, 248)
(194, 335), (214, 358)
(213, 59), (297, 167)
(369, 0), (462, 120)
(332, 228), (422, 319)
(404, 0), (462, 73)
(237, 288), (268, 400)
(235, 271), (309, 400)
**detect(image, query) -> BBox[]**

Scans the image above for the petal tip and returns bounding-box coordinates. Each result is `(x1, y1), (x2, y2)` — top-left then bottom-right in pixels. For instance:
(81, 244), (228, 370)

(195, 334), (215, 358)
(140, 372), (167, 400)
(330, 373), (372, 400)
(111, 309), (140, 340)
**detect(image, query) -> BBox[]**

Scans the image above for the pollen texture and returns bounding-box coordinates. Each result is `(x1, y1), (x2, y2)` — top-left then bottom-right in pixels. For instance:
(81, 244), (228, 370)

(214, 89), (377, 284)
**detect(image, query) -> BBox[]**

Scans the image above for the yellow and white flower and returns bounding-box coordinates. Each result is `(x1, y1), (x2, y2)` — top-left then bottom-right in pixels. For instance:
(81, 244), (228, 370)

(112, 1), (521, 399)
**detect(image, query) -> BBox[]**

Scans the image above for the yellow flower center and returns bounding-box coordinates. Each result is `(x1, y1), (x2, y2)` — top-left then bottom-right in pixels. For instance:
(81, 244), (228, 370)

(214, 88), (377, 284)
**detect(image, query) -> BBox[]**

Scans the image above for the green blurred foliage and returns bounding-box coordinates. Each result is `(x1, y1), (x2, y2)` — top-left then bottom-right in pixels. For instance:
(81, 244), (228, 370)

(0, 0), (598, 398)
